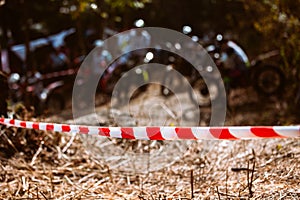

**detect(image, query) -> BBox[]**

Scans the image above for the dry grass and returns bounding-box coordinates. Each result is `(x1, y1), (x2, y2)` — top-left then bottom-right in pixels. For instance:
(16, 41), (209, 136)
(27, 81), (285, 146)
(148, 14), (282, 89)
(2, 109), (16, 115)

(0, 124), (299, 199)
(0, 92), (299, 199)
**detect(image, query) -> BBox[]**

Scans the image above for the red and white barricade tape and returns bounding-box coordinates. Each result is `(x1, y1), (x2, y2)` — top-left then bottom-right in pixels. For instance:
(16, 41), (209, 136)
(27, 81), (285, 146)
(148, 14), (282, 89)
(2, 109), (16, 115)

(0, 118), (299, 140)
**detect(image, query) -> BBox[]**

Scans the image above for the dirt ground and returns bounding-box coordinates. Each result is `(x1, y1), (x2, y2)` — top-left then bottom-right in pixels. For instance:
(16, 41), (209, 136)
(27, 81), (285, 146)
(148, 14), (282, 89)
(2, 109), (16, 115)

(0, 85), (299, 199)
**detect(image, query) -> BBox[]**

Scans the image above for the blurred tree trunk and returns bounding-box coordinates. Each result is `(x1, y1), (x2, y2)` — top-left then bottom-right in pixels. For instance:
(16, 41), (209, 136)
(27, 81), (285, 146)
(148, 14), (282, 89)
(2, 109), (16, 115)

(76, 19), (86, 55)
(97, 0), (105, 38)
(0, 3), (8, 72)
(0, 45), (2, 72)
(72, 0), (88, 55)
(21, 0), (31, 109)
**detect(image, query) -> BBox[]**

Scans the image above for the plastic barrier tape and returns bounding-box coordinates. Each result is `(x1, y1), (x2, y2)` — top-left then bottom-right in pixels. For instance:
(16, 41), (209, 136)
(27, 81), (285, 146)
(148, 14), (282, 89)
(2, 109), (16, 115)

(0, 118), (299, 140)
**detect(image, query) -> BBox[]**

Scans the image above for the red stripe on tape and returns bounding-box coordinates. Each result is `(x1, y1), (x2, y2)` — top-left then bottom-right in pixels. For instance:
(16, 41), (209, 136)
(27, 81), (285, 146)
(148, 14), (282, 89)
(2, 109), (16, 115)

(62, 125), (71, 132)
(98, 128), (110, 137)
(79, 126), (89, 134)
(210, 127), (238, 140)
(9, 119), (15, 125)
(20, 121), (26, 128)
(147, 127), (164, 140)
(175, 128), (197, 139)
(121, 128), (135, 139)
(33, 123), (39, 130)
(46, 124), (54, 131)
(250, 127), (284, 138)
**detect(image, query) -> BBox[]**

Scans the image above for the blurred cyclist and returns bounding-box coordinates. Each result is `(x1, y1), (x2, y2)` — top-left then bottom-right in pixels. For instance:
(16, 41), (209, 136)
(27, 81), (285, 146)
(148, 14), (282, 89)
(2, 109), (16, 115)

(216, 34), (249, 88)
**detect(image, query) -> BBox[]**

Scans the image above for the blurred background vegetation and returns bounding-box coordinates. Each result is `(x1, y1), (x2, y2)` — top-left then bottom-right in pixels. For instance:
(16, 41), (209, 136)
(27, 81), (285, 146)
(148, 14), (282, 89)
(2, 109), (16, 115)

(0, 0), (299, 80)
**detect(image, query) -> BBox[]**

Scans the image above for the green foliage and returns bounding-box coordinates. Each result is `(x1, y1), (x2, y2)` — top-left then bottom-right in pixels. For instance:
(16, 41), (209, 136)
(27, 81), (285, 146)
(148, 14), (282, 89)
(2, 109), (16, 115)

(105, 0), (151, 10)
(243, 0), (300, 79)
